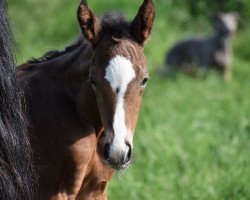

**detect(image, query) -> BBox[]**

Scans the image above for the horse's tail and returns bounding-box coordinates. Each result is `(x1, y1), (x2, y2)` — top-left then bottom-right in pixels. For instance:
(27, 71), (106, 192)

(0, 1), (37, 200)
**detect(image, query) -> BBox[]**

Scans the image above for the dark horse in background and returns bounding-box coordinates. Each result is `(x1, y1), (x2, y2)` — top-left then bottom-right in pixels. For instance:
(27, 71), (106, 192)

(161, 12), (238, 81)
(0, 0), (36, 199)
(18, 0), (155, 199)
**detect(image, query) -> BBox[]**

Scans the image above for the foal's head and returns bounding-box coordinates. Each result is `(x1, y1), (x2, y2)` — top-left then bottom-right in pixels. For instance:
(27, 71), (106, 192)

(77, 0), (155, 170)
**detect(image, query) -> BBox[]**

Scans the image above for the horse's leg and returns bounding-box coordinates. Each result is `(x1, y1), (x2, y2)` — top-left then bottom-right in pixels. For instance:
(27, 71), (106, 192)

(49, 134), (97, 200)
(75, 180), (109, 200)
(75, 140), (114, 200)
(100, 191), (108, 200)
(39, 164), (90, 200)
(51, 193), (68, 200)
(223, 65), (232, 82)
(197, 64), (209, 78)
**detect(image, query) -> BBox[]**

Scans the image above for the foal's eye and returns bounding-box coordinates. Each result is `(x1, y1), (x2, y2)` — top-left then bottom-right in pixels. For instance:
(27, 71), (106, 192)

(141, 77), (148, 87)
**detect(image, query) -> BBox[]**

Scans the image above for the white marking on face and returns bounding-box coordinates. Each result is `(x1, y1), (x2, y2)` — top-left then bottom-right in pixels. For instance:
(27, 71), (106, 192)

(104, 55), (136, 156)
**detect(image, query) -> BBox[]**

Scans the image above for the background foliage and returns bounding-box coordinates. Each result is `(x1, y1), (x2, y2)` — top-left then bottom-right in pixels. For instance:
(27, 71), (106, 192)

(9, 0), (250, 199)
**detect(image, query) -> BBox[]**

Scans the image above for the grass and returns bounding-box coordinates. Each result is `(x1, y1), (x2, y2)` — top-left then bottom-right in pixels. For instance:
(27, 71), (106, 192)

(9, 0), (250, 199)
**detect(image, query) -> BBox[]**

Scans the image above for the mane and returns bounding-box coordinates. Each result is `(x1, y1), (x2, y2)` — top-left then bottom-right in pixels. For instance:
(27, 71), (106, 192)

(20, 39), (83, 69)
(0, 1), (37, 199)
(101, 11), (130, 37)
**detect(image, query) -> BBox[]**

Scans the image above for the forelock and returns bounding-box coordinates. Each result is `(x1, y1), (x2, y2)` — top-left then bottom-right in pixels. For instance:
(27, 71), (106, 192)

(101, 11), (130, 38)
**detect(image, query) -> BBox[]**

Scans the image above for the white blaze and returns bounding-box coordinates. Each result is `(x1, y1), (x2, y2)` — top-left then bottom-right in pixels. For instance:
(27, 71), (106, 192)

(104, 55), (136, 155)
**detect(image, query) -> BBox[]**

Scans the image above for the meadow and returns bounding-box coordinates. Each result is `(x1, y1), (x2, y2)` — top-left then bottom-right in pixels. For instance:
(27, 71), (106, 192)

(9, 0), (250, 199)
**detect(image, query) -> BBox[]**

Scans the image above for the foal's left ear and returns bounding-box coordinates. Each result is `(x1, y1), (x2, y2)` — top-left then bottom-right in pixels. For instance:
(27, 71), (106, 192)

(77, 0), (101, 43)
(131, 0), (155, 46)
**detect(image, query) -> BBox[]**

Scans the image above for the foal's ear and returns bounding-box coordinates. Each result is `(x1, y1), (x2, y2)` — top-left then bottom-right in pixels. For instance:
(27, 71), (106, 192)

(131, 0), (155, 46)
(77, 0), (101, 43)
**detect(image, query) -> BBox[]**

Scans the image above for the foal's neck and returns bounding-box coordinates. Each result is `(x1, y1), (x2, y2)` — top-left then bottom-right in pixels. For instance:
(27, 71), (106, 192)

(61, 40), (93, 80)
(58, 40), (94, 98)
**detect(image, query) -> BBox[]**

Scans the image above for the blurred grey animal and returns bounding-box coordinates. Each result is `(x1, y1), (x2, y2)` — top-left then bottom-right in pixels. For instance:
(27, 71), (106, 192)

(161, 12), (239, 80)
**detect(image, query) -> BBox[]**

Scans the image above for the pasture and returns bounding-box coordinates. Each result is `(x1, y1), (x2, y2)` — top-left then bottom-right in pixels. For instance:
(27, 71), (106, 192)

(9, 0), (250, 199)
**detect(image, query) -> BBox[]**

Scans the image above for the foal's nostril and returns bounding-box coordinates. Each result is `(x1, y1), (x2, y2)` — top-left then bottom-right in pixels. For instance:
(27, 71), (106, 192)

(124, 142), (132, 163)
(103, 143), (110, 160)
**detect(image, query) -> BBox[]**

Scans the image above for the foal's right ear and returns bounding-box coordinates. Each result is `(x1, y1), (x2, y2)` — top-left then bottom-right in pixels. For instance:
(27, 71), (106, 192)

(77, 0), (101, 43)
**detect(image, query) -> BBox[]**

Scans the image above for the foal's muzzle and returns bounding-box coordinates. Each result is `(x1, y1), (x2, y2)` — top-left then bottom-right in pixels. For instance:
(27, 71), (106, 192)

(103, 142), (132, 170)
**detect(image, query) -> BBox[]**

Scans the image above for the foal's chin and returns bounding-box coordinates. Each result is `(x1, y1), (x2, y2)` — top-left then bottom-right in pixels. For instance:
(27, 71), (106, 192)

(104, 158), (131, 171)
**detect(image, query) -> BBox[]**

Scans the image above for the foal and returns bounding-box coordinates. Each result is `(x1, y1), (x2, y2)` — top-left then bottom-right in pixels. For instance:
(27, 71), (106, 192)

(18, 0), (155, 199)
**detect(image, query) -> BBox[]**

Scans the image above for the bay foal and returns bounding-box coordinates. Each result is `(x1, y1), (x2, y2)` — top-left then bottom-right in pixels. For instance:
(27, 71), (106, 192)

(18, 0), (155, 199)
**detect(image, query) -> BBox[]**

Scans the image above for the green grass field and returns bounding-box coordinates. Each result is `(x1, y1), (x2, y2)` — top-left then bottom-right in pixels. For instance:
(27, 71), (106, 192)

(9, 0), (250, 199)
